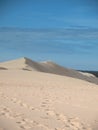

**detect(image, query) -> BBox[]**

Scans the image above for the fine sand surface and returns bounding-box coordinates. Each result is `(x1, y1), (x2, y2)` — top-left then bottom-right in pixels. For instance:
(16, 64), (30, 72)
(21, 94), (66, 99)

(0, 58), (98, 130)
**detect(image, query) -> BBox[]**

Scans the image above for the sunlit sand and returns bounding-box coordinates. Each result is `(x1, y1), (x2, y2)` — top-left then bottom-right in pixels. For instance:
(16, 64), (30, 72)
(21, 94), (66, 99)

(0, 57), (98, 130)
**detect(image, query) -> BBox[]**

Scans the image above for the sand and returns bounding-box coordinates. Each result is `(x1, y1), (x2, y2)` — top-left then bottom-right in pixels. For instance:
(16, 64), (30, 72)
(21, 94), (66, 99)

(0, 58), (98, 130)
(0, 57), (98, 85)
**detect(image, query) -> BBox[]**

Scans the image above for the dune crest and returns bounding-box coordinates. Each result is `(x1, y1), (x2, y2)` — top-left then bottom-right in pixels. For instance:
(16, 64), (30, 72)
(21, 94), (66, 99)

(0, 57), (98, 85)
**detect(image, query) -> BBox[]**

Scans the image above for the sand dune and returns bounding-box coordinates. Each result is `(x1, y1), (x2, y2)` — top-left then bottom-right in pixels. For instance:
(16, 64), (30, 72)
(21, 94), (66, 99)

(0, 57), (98, 85)
(0, 68), (98, 130)
(0, 57), (98, 130)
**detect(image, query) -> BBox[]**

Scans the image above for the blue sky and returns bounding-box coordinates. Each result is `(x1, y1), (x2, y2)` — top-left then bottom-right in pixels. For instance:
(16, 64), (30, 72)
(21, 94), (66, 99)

(0, 0), (98, 28)
(0, 0), (98, 70)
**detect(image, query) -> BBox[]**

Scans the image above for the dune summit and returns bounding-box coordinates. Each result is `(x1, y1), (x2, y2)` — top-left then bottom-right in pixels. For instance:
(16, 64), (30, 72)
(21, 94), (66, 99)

(0, 57), (98, 85)
(0, 57), (98, 130)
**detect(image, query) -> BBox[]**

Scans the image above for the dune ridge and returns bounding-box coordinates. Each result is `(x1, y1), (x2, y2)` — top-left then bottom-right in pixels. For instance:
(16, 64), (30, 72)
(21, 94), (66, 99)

(0, 57), (98, 85)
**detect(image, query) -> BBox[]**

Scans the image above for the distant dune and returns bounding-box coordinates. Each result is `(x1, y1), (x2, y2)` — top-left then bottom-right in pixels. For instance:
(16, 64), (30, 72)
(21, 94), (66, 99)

(79, 72), (96, 77)
(80, 70), (98, 78)
(0, 57), (98, 85)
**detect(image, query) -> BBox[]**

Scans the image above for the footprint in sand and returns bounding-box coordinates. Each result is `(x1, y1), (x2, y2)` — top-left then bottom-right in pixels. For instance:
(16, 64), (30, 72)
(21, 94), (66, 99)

(11, 98), (17, 103)
(16, 118), (41, 130)
(45, 110), (91, 130)
(0, 106), (35, 129)
(67, 117), (90, 130)
(41, 102), (47, 108)
(0, 107), (14, 119)
(40, 98), (53, 110)
(0, 106), (26, 121)
(11, 97), (39, 112)
(0, 105), (48, 130)
(46, 110), (55, 116)
(29, 106), (37, 111)
(11, 98), (29, 109)
(0, 92), (8, 99)
(56, 113), (68, 123)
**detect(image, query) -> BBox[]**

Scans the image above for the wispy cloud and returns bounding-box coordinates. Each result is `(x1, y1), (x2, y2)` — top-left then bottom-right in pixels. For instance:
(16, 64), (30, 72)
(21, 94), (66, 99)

(0, 28), (98, 53)
(1, 27), (98, 37)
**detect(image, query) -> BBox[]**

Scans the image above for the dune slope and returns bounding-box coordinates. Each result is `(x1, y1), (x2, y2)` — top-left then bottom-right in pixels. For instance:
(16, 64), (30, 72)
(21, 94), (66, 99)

(0, 69), (98, 130)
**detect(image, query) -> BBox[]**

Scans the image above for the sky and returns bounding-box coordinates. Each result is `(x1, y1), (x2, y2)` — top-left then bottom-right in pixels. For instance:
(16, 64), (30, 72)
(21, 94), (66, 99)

(0, 0), (98, 70)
